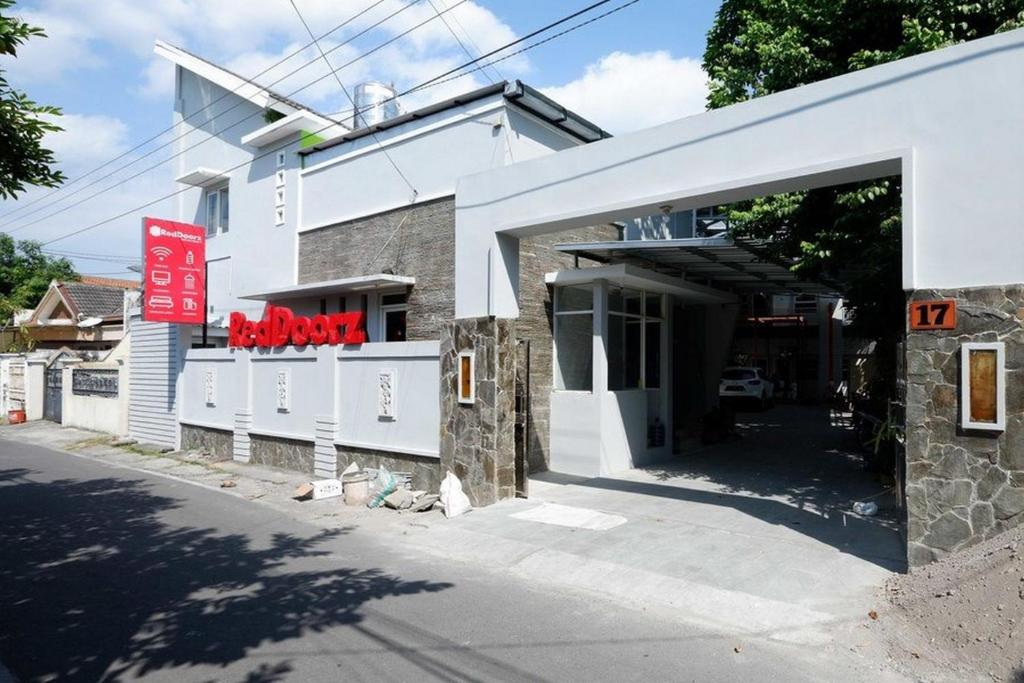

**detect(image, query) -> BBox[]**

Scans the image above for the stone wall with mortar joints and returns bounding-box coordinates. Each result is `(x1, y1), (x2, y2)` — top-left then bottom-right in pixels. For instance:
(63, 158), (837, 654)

(297, 197), (455, 342)
(905, 285), (1024, 566)
(181, 424), (233, 460)
(249, 434), (316, 474)
(335, 445), (441, 492)
(440, 317), (516, 506)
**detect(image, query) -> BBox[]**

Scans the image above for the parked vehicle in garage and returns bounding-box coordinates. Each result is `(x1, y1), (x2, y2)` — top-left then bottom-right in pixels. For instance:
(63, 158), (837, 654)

(719, 367), (774, 409)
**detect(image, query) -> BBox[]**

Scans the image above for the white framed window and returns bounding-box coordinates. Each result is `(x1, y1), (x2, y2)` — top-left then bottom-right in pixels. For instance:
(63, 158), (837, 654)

(379, 291), (408, 342)
(608, 288), (662, 390)
(457, 351), (475, 404)
(204, 185), (229, 236)
(961, 342), (1006, 431)
(553, 284), (593, 391)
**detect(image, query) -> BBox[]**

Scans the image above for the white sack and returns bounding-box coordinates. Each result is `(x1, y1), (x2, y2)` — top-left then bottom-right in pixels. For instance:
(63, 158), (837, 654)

(439, 470), (472, 518)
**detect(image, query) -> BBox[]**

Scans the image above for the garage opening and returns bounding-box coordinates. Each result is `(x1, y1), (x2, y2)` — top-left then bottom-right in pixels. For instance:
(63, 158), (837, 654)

(546, 192), (907, 573)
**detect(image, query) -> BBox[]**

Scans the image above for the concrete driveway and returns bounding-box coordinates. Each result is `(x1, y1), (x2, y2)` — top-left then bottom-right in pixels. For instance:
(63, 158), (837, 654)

(402, 405), (905, 646)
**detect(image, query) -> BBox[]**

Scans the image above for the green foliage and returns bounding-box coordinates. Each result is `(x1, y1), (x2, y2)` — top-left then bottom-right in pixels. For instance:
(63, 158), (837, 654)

(0, 0), (65, 200)
(703, 0), (1024, 393)
(0, 233), (77, 325)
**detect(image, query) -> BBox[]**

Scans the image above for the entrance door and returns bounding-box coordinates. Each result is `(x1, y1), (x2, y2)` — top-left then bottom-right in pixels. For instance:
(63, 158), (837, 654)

(44, 367), (62, 423)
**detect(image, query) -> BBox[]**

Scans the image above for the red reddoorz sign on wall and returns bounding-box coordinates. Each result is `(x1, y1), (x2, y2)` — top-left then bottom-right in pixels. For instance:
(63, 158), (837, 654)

(142, 217), (206, 324)
(229, 305), (367, 348)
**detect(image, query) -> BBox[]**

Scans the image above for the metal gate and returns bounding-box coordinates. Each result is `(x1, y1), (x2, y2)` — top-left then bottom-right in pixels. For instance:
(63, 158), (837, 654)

(44, 367), (62, 423)
(514, 339), (531, 498)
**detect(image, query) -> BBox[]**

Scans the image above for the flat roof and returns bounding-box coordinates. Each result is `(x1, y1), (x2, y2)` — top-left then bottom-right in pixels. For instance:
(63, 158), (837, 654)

(555, 237), (840, 295)
(240, 274), (414, 301)
(300, 80), (611, 155)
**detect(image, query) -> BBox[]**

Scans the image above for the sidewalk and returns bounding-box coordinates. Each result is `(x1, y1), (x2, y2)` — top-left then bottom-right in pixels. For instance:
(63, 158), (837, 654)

(0, 420), (900, 670)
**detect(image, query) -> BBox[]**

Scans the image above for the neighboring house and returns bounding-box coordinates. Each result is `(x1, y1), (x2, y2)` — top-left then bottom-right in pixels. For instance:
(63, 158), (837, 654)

(18, 276), (140, 353)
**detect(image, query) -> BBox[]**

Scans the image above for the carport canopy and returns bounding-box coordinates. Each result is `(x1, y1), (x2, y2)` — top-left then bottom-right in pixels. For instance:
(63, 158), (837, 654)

(555, 236), (839, 296)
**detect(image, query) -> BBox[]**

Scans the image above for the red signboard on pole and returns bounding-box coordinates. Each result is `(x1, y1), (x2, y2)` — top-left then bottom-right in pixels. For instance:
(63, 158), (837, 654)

(142, 217), (206, 324)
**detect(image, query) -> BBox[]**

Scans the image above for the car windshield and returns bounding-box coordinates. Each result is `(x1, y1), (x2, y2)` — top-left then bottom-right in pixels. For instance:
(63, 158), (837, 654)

(722, 369), (757, 380)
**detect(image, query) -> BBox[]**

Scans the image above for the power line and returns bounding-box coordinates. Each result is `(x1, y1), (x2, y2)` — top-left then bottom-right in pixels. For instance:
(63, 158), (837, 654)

(39, 0), (629, 247)
(5, 0), (466, 235)
(287, 0), (418, 199)
(2, 0), (426, 233)
(426, 0), (494, 84)
(436, 0), (505, 82)
(0, 0), (396, 224)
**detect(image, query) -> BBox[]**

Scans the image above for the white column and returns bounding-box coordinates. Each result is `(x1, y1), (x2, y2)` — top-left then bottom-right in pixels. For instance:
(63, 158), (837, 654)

(592, 279), (608, 394)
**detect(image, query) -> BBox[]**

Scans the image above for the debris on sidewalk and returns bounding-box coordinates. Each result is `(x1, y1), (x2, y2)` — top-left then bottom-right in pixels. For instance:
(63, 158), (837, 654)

(342, 470), (370, 506)
(409, 493), (439, 513)
(439, 470), (471, 518)
(367, 467), (398, 508)
(220, 480), (237, 488)
(852, 501), (878, 516)
(880, 527), (1024, 682)
(383, 489), (414, 510)
(294, 479), (342, 501)
(111, 437), (136, 447)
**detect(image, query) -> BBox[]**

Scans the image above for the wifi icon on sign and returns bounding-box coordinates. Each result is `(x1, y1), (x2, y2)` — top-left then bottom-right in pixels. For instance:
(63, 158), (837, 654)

(150, 246), (173, 261)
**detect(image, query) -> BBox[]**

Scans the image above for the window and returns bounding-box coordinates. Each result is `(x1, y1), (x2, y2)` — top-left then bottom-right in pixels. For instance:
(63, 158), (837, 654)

(608, 288), (662, 390)
(205, 185), (229, 236)
(380, 291), (408, 342)
(694, 206), (728, 237)
(553, 285), (593, 391)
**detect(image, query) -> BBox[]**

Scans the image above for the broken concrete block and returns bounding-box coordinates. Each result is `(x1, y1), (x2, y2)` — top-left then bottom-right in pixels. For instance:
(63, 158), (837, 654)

(409, 494), (439, 513)
(294, 479), (342, 501)
(383, 489), (414, 510)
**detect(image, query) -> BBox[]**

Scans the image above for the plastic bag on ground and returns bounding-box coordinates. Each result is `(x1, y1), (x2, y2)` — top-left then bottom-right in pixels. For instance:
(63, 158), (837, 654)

(439, 470), (472, 518)
(367, 466), (397, 508)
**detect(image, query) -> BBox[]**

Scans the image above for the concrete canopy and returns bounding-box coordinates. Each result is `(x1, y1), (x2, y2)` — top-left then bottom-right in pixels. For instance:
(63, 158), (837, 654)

(454, 29), (1024, 319)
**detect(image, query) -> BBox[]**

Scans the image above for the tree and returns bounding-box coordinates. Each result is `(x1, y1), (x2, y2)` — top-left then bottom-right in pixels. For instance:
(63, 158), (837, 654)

(703, 0), (1024, 397)
(0, 234), (76, 327)
(0, 0), (65, 199)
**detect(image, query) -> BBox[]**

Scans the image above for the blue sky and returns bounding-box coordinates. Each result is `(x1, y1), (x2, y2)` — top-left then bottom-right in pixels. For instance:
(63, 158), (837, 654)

(0, 0), (721, 276)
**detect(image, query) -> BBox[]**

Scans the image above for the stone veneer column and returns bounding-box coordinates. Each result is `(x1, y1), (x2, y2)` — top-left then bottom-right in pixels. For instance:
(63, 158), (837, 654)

(314, 415), (339, 479)
(905, 285), (1024, 566)
(440, 317), (517, 506)
(233, 409), (252, 463)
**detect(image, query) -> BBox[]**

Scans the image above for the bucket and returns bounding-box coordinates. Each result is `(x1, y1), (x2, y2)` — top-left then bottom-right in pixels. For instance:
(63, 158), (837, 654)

(7, 409), (25, 425)
(342, 472), (370, 507)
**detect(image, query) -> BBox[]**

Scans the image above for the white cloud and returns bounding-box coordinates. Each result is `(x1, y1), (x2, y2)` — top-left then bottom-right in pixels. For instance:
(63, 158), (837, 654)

(542, 51), (708, 134)
(44, 113), (131, 174)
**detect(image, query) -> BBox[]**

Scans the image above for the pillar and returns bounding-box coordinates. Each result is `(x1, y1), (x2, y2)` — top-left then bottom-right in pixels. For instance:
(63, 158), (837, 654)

(440, 316), (517, 506)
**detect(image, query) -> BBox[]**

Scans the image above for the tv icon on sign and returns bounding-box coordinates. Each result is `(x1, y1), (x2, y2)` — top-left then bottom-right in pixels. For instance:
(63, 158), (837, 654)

(151, 270), (171, 286)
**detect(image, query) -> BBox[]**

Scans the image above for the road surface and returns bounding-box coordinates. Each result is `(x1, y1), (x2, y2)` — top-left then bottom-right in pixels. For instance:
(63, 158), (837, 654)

(0, 438), (889, 682)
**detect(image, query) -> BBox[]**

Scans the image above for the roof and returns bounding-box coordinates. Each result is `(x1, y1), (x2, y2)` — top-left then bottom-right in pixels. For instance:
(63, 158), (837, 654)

(240, 274), (414, 301)
(554, 236), (840, 295)
(300, 80), (611, 154)
(154, 40), (336, 122)
(78, 276), (140, 289)
(59, 281), (131, 319)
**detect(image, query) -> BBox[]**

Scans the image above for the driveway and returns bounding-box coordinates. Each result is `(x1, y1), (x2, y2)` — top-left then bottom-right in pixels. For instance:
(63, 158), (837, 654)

(402, 405), (905, 645)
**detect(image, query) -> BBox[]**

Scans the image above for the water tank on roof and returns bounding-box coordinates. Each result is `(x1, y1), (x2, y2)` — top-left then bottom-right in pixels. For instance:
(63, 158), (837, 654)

(352, 81), (400, 129)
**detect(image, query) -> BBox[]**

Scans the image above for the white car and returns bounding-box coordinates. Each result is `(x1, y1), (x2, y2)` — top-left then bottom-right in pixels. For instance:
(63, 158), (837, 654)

(719, 367), (774, 408)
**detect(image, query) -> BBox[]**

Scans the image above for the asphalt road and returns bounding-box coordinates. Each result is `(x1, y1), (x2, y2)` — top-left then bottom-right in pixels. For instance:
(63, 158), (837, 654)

(0, 439), (879, 682)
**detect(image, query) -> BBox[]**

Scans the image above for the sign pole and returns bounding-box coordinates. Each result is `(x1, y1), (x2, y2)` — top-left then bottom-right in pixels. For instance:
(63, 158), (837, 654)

(202, 261), (208, 348)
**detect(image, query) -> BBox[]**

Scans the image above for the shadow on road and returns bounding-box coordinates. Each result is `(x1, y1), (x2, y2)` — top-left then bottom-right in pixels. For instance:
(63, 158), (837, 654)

(0, 467), (452, 682)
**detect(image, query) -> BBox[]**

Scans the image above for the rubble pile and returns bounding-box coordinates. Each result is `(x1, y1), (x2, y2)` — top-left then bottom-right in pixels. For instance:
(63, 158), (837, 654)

(880, 527), (1024, 681)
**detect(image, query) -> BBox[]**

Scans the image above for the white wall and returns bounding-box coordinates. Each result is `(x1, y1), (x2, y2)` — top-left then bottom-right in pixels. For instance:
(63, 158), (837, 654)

(179, 350), (237, 430)
(299, 96), (507, 230)
(455, 28), (1024, 318)
(62, 362), (129, 436)
(178, 340), (442, 467)
(336, 341), (440, 457)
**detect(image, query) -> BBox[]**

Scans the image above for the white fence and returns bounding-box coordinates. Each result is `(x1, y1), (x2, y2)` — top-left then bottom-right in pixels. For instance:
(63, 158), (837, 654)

(62, 361), (129, 436)
(180, 341), (441, 477)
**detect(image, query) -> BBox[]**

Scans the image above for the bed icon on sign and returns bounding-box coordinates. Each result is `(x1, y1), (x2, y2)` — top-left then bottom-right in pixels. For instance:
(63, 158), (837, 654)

(148, 295), (173, 310)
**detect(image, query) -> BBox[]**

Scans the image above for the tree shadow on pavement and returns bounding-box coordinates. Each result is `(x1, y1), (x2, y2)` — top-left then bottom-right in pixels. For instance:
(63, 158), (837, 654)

(0, 467), (452, 682)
